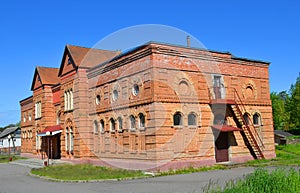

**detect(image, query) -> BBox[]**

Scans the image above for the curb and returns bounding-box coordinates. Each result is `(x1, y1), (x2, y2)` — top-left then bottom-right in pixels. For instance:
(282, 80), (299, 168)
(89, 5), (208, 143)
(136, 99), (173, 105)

(27, 171), (155, 183)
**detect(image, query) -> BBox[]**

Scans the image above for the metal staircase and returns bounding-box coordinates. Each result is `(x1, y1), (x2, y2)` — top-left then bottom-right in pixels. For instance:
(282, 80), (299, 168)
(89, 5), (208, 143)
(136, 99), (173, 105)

(209, 87), (265, 159)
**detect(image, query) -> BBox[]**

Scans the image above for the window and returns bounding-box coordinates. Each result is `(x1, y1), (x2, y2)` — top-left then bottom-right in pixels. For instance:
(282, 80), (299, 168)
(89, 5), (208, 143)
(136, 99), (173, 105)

(23, 113), (26, 122)
(96, 95), (101, 105)
(188, 113), (197, 126)
(69, 127), (74, 151)
(56, 112), (60, 125)
(173, 112), (183, 126)
(94, 120), (99, 133)
(65, 126), (74, 152)
(100, 120), (105, 133)
(132, 84), (139, 96)
(243, 113), (250, 125)
(65, 128), (69, 151)
(64, 89), (73, 111)
(35, 101), (42, 119)
(253, 113), (261, 126)
(138, 113), (145, 128)
(129, 115), (136, 130)
(117, 117), (123, 132)
(67, 57), (72, 65)
(0, 140), (3, 146)
(28, 113), (32, 121)
(112, 90), (119, 101)
(110, 118), (116, 132)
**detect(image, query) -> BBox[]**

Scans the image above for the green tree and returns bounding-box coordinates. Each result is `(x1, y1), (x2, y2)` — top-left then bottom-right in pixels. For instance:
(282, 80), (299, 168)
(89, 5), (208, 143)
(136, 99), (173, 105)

(287, 73), (300, 130)
(271, 91), (289, 130)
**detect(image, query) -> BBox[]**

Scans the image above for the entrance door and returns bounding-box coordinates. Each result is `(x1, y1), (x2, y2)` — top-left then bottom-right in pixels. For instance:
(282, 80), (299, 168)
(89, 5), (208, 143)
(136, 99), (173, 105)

(213, 76), (222, 99)
(52, 135), (61, 159)
(215, 132), (229, 162)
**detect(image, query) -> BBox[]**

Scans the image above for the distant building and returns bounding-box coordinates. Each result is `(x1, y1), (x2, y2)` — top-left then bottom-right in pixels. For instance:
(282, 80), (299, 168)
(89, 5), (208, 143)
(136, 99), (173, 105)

(0, 127), (21, 154)
(20, 42), (276, 170)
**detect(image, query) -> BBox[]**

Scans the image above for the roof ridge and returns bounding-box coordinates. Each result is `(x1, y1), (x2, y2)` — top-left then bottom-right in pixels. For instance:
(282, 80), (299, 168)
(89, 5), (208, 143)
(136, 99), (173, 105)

(36, 66), (59, 69)
(66, 44), (118, 52)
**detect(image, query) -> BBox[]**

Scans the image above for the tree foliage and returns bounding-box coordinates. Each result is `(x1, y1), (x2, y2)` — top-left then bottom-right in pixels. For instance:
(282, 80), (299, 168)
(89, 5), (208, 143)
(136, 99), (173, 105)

(271, 73), (300, 130)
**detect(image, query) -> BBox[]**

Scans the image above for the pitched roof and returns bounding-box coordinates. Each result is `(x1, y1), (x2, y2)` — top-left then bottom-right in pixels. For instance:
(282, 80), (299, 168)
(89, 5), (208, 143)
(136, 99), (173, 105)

(274, 130), (294, 138)
(67, 45), (119, 68)
(37, 66), (60, 85)
(58, 45), (119, 76)
(31, 67), (60, 90)
(0, 127), (20, 139)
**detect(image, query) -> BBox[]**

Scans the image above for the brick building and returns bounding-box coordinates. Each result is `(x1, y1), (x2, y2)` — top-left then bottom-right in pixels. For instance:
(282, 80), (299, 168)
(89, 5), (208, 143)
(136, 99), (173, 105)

(20, 42), (275, 170)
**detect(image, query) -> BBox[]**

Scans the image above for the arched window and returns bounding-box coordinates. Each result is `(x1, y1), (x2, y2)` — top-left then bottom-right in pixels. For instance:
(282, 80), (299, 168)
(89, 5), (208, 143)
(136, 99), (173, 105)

(117, 117), (123, 132)
(138, 113), (145, 128)
(112, 90), (119, 101)
(70, 89), (73, 110)
(93, 120), (99, 133)
(243, 113), (250, 125)
(253, 113), (261, 126)
(96, 95), (101, 105)
(64, 89), (74, 111)
(129, 115), (136, 130)
(100, 120), (105, 133)
(56, 111), (60, 125)
(69, 127), (74, 152)
(65, 128), (69, 151)
(110, 118), (116, 132)
(188, 113), (197, 126)
(173, 112), (183, 126)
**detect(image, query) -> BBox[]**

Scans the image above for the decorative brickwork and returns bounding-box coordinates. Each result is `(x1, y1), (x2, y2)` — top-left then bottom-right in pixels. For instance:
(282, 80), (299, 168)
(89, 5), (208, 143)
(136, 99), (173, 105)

(20, 42), (276, 170)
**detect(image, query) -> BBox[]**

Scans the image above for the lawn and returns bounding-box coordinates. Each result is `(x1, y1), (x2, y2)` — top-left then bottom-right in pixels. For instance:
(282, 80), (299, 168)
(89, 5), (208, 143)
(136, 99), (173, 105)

(245, 143), (300, 166)
(30, 143), (300, 181)
(0, 155), (25, 163)
(31, 164), (149, 181)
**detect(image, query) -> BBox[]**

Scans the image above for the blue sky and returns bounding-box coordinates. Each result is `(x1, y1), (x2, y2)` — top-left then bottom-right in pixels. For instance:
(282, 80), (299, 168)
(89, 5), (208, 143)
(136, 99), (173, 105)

(0, 0), (299, 127)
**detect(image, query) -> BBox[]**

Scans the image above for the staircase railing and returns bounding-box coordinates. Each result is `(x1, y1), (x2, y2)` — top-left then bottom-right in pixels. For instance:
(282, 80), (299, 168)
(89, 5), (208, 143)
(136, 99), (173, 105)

(233, 88), (265, 158)
(208, 87), (265, 158)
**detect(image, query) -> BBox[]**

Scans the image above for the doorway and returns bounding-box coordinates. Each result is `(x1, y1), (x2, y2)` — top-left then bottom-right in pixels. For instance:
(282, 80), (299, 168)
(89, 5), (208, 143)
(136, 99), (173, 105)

(215, 132), (229, 162)
(50, 135), (61, 159)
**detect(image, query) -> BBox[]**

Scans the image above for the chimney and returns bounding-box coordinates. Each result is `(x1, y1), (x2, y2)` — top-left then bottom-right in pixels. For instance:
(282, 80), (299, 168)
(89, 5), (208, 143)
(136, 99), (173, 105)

(187, 36), (190, 48)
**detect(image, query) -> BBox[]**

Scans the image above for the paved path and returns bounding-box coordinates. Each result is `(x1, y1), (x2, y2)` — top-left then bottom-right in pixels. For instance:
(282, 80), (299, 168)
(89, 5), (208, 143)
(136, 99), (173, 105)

(0, 163), (258, 193)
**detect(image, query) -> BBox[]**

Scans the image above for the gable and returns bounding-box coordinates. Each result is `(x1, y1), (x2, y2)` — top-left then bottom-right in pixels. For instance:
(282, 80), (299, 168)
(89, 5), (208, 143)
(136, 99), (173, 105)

(58, 45), (119, 77)
(31, 69), (42, 91)
(58, 46), (77, 77)
(30, 67), (60, 91)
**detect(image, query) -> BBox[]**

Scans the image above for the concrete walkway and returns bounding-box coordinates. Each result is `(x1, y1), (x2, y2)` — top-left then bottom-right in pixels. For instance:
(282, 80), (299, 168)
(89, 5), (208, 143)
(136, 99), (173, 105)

(9, 158), (71, 168)
(0, 163), (258, 193)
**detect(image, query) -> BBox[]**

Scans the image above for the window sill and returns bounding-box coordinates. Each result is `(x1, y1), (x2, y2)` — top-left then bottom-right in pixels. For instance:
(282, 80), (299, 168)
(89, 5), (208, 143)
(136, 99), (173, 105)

(173, 126), (183, 129)
(139, 127), (146, 131)
(188, 126), (197, 129)
(64, 109), (74, 113)
(130, 128), (136, 132)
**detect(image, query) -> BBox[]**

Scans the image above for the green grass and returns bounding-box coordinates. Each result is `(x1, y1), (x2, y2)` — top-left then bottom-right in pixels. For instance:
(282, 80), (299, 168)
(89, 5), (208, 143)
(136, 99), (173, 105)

(245, 144), (300, 166)
(158, 165), (227, 176)
(31, 164), (149, 181)
(206, 168), (300, 193)
(30, 144), (300, 181)
(0, 155), (26, 163)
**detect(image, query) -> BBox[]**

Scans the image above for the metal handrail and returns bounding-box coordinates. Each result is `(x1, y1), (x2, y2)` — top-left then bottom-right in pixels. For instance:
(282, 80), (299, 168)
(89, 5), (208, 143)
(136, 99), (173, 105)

(233, 88), (265, 150)
(208, 86), (265, 158)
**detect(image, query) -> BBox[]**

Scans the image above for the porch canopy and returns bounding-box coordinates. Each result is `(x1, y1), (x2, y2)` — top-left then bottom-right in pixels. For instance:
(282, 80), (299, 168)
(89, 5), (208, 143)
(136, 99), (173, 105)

(212, 125), (241, 132)
(37, 125), (62, 137)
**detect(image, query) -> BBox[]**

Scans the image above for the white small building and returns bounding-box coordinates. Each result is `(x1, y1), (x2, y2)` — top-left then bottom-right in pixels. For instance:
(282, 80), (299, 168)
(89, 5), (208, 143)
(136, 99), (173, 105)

(0, 127), (21, 153)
